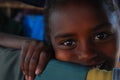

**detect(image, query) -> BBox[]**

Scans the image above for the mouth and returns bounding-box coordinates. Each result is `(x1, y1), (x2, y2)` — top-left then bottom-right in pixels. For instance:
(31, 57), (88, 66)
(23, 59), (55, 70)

(92, 61), (114, 71)
(98, 61), (113, 70)
(93, 64), (103, 69)
(82, 59), (111, 70)
(85, 58), (106, 66)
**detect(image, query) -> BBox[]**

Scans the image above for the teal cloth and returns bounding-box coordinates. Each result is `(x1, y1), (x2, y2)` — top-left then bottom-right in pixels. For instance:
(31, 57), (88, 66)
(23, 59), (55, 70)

(0, 46), (24, 80)
(35, 59), (90, 80)
(0, 46), (90, 80)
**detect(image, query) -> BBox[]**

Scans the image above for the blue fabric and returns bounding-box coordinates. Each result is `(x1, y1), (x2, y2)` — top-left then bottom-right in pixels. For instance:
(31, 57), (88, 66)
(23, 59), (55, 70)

(23, 15), (44, 41)
(113, 68), (120, 80)
(35, 59), (90, 80)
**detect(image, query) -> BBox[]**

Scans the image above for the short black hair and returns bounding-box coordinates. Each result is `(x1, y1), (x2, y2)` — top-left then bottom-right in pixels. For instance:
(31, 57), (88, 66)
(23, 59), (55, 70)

(44, 0), (101, 45)
(43, 0), (118, 47)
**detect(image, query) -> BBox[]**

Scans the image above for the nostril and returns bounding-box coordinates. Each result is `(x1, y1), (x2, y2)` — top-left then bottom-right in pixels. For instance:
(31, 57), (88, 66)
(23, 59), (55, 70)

(79, 53), (97, 60)
(75, 45), (98, 60)
(77, 54), (90, 60)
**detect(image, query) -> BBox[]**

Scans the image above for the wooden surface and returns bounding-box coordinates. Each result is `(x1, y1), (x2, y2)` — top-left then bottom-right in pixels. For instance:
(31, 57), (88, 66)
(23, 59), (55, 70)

(0, 1), (44, 10)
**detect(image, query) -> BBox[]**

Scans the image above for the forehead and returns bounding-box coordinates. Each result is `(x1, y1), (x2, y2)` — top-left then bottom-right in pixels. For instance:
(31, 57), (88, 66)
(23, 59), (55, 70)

(49, 3), (109, 32)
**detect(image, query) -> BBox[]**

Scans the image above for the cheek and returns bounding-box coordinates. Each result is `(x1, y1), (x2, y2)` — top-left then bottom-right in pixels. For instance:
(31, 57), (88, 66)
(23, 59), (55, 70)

(54, 49), (74, 62)
(99, 41), (117, 59)
(53, 47), (89, 65)
(51, 39), (76, 62)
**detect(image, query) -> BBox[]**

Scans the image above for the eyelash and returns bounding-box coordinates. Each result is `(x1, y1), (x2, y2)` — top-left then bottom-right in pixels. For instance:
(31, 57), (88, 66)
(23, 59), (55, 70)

(93, 32), (115, 42)
(58, 39), (77, 49)
(57, 32), (115, 49)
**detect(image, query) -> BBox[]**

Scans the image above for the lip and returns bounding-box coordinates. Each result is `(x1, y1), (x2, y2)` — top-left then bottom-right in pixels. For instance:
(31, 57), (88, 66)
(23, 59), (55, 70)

(85, 60), (113, 70)
(83, 59), (106, 67)
(70, 56), (107, 67)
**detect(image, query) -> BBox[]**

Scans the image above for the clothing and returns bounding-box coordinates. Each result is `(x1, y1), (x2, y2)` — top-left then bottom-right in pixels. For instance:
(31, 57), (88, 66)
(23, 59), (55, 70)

(35, 59), (113, 80)
(0, 46), (114, 80)
(0, 46), (24, 80)
(87, 68), (112, 80)
(113, 68), (120, 80)
(35, 59), (90, 80)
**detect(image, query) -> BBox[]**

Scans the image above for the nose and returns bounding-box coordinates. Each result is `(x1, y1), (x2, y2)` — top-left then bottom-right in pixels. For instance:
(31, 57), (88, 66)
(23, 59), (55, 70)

(75, 41), (97, 60)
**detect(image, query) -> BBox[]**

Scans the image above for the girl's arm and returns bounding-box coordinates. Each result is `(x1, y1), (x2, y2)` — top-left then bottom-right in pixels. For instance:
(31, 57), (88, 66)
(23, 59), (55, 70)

(0, 32), (51, 80)
(0, 32), (33, 49)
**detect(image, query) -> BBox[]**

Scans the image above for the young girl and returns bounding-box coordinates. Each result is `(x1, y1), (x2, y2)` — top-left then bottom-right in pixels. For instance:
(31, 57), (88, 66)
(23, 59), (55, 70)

(44, 0), (117, 70)
(0, 0), (119, 80)
(35, 0), (119, 80)
(33, 0), (119, 79)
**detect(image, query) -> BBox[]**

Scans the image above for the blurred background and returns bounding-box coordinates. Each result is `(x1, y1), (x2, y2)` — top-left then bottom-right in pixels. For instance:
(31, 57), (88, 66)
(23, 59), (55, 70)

(0, 0), (119, 41)
(0, 0), (45, 40)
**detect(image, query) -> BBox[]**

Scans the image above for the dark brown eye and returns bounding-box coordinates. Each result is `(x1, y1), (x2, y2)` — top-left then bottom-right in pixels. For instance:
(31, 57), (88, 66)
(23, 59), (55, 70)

(93, 32), (115, 43)
(58, 39), (77, 49)
(95, 33), (108, 40)
(64, 40), (75, 46)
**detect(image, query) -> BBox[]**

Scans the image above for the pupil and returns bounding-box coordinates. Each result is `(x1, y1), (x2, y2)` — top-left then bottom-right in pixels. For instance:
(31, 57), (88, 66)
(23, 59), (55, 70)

(96, 33), (105, 39)
(65, 41), (73, 46)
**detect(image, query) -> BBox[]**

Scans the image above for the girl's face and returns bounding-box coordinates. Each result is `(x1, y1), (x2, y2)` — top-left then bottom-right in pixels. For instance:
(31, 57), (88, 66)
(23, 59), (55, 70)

(49, 3), (117, 70)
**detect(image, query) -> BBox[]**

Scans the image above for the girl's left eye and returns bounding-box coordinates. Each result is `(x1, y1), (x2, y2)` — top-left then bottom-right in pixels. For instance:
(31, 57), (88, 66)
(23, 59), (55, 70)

(94, 32), (114, 41)
(58, 39), (77, 49)
(95, 33), (108, 40)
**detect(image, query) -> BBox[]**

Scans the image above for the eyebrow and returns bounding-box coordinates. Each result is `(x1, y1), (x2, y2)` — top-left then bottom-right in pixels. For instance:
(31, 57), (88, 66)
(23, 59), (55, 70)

(92, 22), (112, 31)
(54, 22), (112, 39)
(55, 33), (75, 39)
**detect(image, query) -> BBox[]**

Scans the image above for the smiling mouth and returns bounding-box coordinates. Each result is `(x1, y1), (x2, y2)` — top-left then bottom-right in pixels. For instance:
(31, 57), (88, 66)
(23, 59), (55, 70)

(83, 59), (105, 68)
(92, 61), (113, 71)
(94, 64), (103, 68)
(99, 61), (113, 70)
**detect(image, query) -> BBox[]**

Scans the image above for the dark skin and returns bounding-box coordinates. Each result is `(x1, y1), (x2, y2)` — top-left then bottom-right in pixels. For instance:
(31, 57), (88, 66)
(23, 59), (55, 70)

(0, 2), (117, 80)
(0, 33), (50, 80)
(21, 40), (50, 80)
(21, 2), (117, 80)
(49, 3), (117, 69)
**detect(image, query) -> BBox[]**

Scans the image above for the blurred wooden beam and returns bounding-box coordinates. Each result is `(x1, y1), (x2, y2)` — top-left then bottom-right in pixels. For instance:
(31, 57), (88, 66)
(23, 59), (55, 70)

(0, 1), (44, 11)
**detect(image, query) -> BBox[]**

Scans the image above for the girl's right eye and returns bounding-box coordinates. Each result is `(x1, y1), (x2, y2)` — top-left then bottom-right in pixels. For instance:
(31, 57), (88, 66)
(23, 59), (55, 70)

(58, 39), (77, 49)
